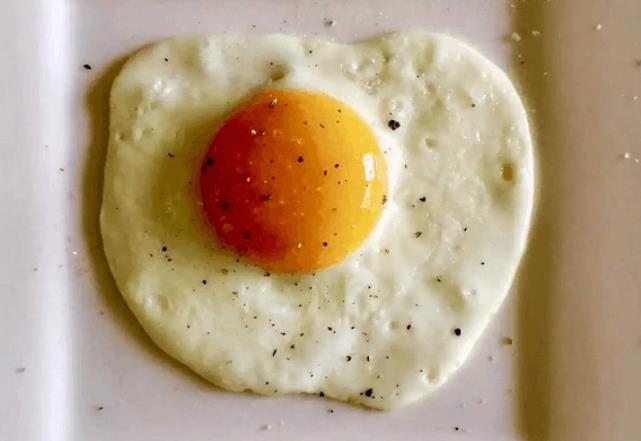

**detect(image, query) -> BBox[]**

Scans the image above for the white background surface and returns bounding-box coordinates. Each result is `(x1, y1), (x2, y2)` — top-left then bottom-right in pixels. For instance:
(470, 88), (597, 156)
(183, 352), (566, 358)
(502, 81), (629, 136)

(2, 1), (640, 440)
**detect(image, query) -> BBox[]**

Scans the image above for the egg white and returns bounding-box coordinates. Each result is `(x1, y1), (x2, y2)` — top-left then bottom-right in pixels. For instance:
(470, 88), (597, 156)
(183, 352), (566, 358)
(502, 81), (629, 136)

(101, 31), (534, 410)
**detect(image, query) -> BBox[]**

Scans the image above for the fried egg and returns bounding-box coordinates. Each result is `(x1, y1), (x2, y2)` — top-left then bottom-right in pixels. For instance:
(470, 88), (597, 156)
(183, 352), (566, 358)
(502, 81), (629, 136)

(101, 31), (534, 410)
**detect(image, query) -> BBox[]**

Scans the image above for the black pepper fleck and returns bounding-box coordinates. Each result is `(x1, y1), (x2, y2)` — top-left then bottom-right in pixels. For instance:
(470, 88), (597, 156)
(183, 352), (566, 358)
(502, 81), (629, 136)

(161, 246), (167, 252)
(454, 328), (462, 336)
(83, 64), (92, 70)
(167, 152), (175, 158)
(202, 280), (207, 285)
(297, 155), (304, 163)
(406, 324), (412, 330)
(388, 119), (401, 130)
(364, 388), (374, 397)
(272, 349), (277, 356)
(419, 196), (426, 202)
(346, 355), (352, 361)
(264, 272), (271, 277)
(415, 231), (423, 238)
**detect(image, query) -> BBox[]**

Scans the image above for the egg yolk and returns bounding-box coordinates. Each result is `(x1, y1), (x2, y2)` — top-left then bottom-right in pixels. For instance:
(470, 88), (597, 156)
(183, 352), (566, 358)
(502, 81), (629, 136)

(199, 89), (387, 274)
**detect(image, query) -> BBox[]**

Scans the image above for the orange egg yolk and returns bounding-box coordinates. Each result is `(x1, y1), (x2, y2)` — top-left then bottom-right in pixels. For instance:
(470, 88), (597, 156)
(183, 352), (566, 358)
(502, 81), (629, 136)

(199, 89), (387, 274)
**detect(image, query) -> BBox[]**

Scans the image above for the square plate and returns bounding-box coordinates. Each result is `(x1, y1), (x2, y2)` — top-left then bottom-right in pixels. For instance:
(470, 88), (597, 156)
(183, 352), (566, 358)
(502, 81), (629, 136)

(2, 1), (640, 440)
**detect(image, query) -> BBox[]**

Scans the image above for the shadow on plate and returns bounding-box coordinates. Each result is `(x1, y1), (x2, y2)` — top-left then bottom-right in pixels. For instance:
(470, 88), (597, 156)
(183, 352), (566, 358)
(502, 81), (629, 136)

(511, 3), (563, 441)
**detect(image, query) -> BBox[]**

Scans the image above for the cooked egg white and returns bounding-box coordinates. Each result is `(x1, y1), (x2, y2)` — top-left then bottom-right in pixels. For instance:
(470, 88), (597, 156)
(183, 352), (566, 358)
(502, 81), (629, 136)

(101, 31), (534, 410)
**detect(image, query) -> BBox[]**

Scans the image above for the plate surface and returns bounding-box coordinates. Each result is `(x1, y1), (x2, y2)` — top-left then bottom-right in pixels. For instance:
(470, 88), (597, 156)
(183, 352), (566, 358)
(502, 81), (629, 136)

(1, 1), (640, 440)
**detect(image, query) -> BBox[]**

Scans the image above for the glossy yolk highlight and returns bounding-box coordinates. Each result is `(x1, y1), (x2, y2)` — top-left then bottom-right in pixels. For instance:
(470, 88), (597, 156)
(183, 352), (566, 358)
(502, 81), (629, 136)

(200, 89), (387, 273)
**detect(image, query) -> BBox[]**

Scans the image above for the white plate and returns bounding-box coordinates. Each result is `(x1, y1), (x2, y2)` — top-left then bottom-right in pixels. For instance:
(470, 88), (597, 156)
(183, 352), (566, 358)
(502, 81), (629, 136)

(2, 1), (640, 440)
